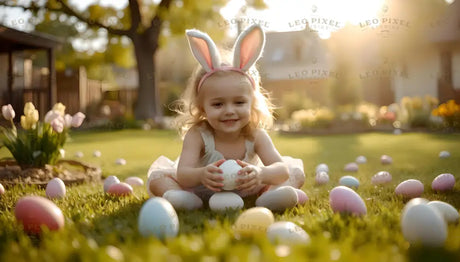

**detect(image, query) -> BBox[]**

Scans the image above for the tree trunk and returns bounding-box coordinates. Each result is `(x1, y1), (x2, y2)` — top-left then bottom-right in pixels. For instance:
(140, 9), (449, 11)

(132, 33), (163, 122)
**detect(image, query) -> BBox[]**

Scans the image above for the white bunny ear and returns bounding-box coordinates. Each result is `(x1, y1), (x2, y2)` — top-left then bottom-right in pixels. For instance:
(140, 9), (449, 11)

(186, 29), (221, 72)
(233, 24), (265, 71)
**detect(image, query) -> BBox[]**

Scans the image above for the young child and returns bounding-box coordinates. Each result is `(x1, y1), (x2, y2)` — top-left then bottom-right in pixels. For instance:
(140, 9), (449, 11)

(147, 24), (305, 212)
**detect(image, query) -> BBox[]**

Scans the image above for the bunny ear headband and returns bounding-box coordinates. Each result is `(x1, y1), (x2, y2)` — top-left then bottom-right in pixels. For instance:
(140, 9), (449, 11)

(186, 24), (265, 92)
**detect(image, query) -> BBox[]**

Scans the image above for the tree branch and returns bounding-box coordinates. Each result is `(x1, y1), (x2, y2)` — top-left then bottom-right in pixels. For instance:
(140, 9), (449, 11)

(147, 0), (172, 45)
(0, 0), (130, 36)
(128, 0), (141, 35)
(54, 0), (129, 36)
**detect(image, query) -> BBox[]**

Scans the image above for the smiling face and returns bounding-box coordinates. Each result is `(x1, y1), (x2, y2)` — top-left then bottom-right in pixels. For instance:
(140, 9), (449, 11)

(199, 72), (253, 136)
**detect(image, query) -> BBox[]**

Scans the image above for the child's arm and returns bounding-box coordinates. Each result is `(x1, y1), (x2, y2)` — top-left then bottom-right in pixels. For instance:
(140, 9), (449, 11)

(236, 130), (289, 191)
(176, 127), (225, 191)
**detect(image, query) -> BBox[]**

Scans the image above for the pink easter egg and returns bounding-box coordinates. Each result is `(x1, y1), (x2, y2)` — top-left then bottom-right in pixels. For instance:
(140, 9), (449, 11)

(46, 178), (66, 199)
(371, 171), (392, 185)
(344, 162), (359, 172)
(15, 196), (65, 234)
(380, 155), (393, 165)
(125, 176), (144, 187)
(432, 173), (455, 192)
(329, 186), (367, 216)
(107, 182), (133, 196)
(395, 179), (424, 198)
(0, 183), (4, 195)
(315, 171), (329, 185)
(294, 188), (309, 205)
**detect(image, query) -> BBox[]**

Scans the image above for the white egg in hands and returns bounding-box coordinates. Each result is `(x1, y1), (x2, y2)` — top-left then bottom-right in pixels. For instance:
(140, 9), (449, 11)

(371, 171), (392, 185)
(329, 186), (367, 216)
(45, 178), (66, 199)
(217, 160), (241, 190)
(125, 176), (144, 187)
(395, 179), (424, 198)
(315, 163), (329, 173)
(401, 203), (447, 247)
(315, 171), (329, 185)
(355, 156), (367, 164)
(431, 173), (455, 192)
(427, 201), (459, 223)
(138, 197), (179, 239)
(104, 176), (120, 192)
(266, 221), (310, 245)
(439, 151), (450, 159)
(209, 192), (244, 212)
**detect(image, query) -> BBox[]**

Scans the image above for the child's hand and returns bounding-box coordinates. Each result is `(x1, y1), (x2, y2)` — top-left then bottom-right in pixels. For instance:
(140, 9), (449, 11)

(201, 159), (226, 192)
(236, 160), (263, 192)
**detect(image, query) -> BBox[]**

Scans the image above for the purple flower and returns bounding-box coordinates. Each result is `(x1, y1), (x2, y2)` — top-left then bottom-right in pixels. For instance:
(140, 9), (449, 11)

(71, 112), (86, 128)
(1, 104), (15, 120)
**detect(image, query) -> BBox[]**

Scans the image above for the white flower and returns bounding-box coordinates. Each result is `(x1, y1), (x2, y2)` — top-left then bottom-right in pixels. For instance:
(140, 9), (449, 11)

(71, 112), (86, 128)
(2, 104), (15, 120)
(51, 117), (64, 133)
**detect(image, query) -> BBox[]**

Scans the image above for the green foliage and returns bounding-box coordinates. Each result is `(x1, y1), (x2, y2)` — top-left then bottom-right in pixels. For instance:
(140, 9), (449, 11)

(1, 130), (460, 261)
(1, 123), (66, 168)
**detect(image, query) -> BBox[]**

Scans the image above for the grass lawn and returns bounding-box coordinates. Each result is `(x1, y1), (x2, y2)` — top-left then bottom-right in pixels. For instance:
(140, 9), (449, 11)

(1, 129), (460, 261)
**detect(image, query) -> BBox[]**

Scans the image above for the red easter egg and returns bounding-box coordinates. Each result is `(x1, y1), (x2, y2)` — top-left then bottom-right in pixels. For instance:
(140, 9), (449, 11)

(294, 188), (309, 205)
(330, 186), (367, 216)
(107, 182), (133, 196)
(15, 196), (65, 234)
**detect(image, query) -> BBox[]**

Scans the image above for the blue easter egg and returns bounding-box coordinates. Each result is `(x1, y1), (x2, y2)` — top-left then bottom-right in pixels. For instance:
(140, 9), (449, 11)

(138, 197), (179, 239)
(339, 176), (360, 189)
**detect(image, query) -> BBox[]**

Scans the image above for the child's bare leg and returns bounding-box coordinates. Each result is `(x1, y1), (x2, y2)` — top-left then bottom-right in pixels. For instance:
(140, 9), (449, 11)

(148, 170), (202, 210)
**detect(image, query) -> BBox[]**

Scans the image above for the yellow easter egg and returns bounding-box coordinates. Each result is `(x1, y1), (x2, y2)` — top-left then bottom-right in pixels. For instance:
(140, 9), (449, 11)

(233, 207), (275, 238)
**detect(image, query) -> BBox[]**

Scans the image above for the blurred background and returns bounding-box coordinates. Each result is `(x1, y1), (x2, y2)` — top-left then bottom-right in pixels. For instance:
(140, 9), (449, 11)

(0, 0), (459, 132)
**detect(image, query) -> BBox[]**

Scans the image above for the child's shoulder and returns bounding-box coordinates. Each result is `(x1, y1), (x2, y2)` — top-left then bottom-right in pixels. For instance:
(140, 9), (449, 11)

(183, 124), (208, 142)
(251, 128), (270, 143)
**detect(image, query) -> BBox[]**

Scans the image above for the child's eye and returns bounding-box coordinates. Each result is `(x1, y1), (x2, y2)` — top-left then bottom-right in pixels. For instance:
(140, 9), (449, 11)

(236, 101), (246, 105)
(212, 103), (223, 107)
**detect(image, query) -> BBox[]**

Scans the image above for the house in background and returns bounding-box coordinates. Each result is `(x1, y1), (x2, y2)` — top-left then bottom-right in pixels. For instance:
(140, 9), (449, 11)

(392, 0), (460, 103)
(0, 25), (61, 117)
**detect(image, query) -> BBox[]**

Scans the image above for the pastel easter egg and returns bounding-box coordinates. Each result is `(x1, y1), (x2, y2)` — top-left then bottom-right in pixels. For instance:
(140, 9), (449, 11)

(15, 196), (65, 234)
(339, 176), (360, 189)
(125, 176), (144, 187)
(315, 171), (329, 185)
(294, 189), (308, 205)
(329, 186), (367, 216)
(233, 207), (274, 238)
(431, 173), (455, 192)
(138, 197), (179, 239)
(427, 201), (459, 223)
(209, 192), (244, 212)
(115, 158), (126, 165)
(380, 155), (393, 165)
(402, 198), (429, 218)
(355, 156), (367, 164)
(344, 162), (359, 172)
(371, 171), (392, 185)
(266, 221), (310, 245)
(0, 183), (4, 195)
(395, 179), (424, 198)
(74, 151), (84, 158)
(218, 160), (241, 190)
(401, 203), (447, 247)
(93, 150), (102, 157)
(439, 151), (450, 159)
(107, 182), (133, 196)
(316, 163), (329, 174)
(45, 178), (66, 199)
(103, 176), (120, 192)
(393, 129), (402, 135)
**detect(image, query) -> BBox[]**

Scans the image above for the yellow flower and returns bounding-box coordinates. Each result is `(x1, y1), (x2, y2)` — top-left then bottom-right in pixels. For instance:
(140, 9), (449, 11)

(52, 102), (66, 116)
(412, 97), (423, 109)
(21, 102), (39, 129)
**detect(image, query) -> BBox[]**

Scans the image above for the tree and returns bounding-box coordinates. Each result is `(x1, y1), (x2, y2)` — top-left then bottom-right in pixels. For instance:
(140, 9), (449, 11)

(0, 0), (265, 122)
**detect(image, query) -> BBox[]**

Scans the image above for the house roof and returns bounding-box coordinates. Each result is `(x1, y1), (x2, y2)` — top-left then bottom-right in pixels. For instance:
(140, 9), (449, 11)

(0, 24), (63, 53)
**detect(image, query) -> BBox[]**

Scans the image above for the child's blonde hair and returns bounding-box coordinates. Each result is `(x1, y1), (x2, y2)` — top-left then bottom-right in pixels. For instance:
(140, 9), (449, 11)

(173, 60), (274, 139)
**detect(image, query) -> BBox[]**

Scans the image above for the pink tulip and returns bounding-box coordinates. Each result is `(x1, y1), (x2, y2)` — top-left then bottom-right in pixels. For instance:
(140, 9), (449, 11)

(64, 114), (73, 128)
(2, 104), (15, 120)
(71, 112), (85, 127)
(51, 117), (64, 133)
(44, 110), (61, 123)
